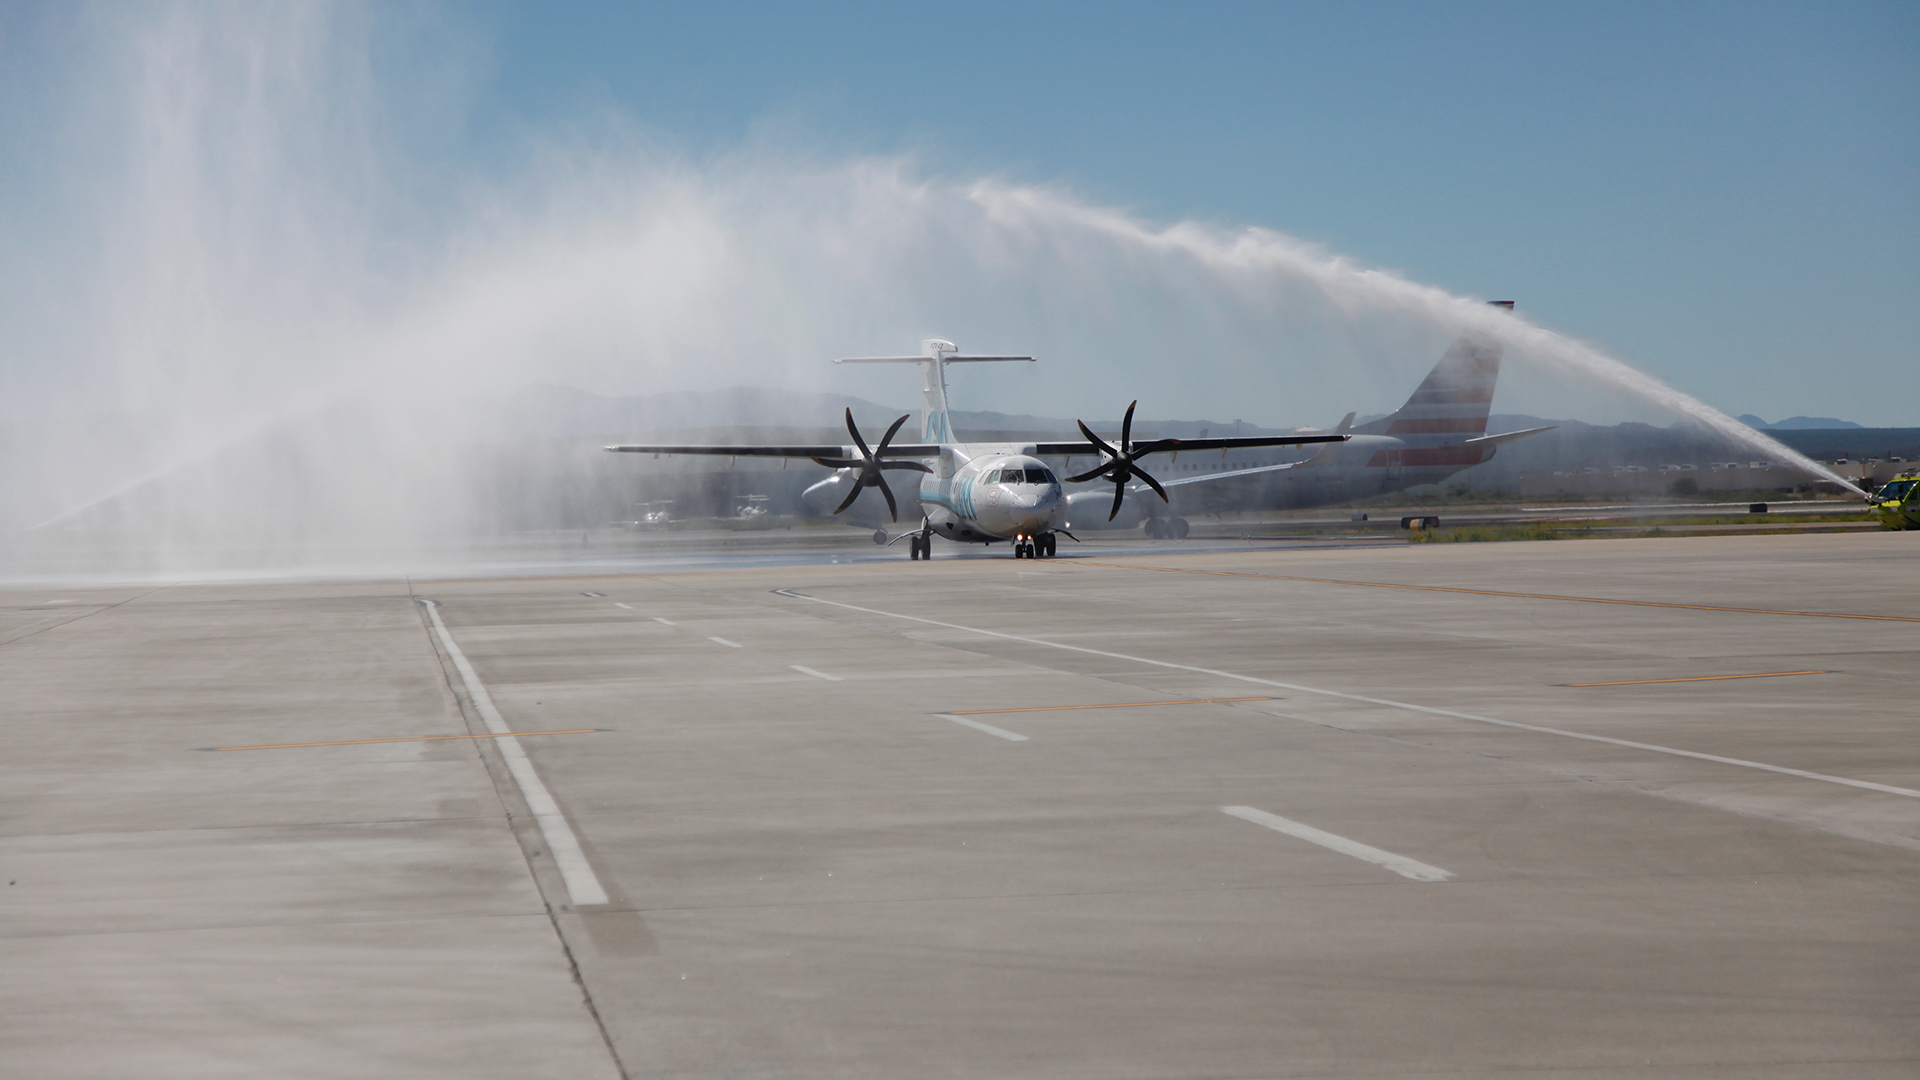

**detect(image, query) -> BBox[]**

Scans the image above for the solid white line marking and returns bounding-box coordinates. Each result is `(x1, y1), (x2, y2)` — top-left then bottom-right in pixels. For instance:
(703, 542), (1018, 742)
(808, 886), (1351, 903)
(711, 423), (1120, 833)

(1223, 807), (1453, 881)
(933, 713), (1030, 741)
(708, 636), (742, 648)
(790, 665), (843, 681)
(613, 603), (633, 610)
(772, 589), (1920, 800)
(418, 601), (609, 907)
(653, 617), (676, 626)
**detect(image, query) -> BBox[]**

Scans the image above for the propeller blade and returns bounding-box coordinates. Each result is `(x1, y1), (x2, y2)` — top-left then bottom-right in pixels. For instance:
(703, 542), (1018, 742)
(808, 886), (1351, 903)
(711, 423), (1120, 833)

(833, 478), (866, 515)
(876, 474), (899, 521)
(1076, 419), (1117, 460)
(1066, 463), (1116, 483)
(879, 460), (933, 473)
(844, 408), (872, 459)
(1136, 467), (1169, 502)
(811, 457), (861, 468)
(1120, 400), (1137, 452)
(876, 413), (911, 452)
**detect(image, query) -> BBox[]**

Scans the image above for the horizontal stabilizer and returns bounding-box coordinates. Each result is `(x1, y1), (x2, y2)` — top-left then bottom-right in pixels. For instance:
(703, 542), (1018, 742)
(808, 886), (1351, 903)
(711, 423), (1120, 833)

(1456, 425), (1555, 448)
(834, 356), (1034, 364)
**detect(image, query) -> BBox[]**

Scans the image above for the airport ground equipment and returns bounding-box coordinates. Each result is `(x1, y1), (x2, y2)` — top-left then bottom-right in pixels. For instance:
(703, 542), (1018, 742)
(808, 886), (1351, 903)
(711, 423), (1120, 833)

(1866, 471), (1919, 529)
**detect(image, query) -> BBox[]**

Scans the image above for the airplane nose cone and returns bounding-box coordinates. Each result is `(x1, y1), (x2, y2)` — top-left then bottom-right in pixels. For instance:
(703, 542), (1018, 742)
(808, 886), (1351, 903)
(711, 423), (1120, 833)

(1006, 486), (1061, 534)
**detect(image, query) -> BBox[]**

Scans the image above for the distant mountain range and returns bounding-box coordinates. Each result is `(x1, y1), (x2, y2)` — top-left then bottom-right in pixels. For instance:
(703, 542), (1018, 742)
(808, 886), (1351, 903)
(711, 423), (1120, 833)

(1737, 414), (1863, 430)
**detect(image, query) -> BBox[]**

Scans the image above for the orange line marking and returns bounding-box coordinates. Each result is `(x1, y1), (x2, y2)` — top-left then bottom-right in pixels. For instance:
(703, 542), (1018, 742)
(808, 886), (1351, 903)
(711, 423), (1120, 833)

(1079, 562), (1920, 622)
(211, 728), (600, 751)
(950, 696), (1273, 716)
(1565, 670), (1829, 687)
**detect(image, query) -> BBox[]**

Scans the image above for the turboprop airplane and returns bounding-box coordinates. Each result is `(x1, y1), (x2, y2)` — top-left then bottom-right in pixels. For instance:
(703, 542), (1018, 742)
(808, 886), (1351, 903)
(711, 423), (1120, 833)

(605, 341), (1347, 559)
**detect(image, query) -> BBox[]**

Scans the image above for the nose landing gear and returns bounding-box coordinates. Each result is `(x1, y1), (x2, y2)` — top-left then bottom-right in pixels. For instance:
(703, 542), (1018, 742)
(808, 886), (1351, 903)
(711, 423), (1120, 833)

(1011, 533), (1057, 559)
(908, 521), (933, 561)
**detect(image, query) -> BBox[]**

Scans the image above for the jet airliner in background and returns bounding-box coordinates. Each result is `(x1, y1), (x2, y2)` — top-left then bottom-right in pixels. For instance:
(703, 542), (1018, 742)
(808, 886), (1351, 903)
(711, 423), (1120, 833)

(607, 302), (1549, 557)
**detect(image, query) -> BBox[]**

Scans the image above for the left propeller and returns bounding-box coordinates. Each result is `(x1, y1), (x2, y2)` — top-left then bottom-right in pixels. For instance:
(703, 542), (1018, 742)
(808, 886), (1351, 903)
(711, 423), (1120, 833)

(811, 409), (933, 522)
(1067, 400), (1169, 520)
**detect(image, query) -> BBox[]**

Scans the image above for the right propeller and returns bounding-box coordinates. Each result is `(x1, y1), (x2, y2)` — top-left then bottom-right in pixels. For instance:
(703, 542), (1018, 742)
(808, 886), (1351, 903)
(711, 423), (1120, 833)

(1068, 400), (1169, 520)
(810, 409), (932, 522)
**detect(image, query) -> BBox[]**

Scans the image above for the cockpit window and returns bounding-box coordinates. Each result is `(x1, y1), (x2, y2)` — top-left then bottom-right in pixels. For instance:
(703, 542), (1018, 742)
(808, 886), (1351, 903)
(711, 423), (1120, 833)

(1025, 468), (1055, 484)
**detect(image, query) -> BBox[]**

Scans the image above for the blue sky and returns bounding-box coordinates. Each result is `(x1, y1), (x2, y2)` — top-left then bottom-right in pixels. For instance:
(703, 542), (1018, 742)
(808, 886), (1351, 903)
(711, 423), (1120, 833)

(459, 0), (1916, 423)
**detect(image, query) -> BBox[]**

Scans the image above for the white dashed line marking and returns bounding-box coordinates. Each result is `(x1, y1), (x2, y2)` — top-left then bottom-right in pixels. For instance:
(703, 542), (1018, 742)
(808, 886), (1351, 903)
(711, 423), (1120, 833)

(708, 636), (742, 648)
(613, 603), (633, 610)
(773, 589), (1918, 801)
(790, 665), (843, 681)
(1223, 806), (1453, 882)
(933, 713), (1029, 742)
(653, 617), (676, 626)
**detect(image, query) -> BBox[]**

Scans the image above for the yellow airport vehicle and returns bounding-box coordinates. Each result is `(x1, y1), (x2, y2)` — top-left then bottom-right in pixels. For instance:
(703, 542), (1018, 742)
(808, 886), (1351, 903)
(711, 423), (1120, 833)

(1868, 471), (1919, 530)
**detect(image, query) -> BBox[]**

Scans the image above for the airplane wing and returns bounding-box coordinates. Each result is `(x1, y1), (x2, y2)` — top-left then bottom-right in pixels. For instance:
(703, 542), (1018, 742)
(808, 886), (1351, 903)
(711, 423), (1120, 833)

(1031, 434), (1346, 456)
(609, 433), (1345, 460)
(1144, 426), (1554, 490)
(1159, 459), (1304, 488)
(605, 443), (943, 459)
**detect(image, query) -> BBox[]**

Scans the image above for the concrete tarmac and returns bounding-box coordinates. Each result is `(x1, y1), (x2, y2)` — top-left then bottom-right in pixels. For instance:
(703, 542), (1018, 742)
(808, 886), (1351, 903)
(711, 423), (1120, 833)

(4, 532), (1916, 1078)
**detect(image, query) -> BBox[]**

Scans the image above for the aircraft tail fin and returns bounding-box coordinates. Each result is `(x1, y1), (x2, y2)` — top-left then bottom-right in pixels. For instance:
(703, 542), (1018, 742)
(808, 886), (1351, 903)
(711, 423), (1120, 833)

(834, 340), (1034, 443)
(1355, 304), (1509, 440)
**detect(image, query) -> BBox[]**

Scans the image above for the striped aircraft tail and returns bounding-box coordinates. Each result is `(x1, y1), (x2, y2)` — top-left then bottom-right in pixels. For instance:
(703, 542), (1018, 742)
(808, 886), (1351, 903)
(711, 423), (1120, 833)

(1358, 336), (1501, 442)
(1345, 306), (1512, 472)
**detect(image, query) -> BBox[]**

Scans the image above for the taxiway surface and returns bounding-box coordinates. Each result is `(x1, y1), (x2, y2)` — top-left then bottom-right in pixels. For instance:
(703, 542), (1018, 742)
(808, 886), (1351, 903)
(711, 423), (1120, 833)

(4, 532), (1916, 1078)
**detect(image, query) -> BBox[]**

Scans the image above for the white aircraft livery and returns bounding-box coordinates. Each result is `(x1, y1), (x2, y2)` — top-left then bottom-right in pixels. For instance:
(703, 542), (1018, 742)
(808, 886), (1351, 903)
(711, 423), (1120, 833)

(607, 305), (1548, 558)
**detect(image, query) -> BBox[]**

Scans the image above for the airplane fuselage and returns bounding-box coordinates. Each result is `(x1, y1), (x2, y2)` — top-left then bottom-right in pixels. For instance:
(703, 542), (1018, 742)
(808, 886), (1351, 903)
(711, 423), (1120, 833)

(801, 431), (1504, 540)
(803, 446), (1065, 542)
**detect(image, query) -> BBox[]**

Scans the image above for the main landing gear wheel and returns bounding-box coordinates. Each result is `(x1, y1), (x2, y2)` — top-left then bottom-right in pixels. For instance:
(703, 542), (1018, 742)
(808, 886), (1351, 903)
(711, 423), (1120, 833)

(1038, 533), (1056, 557)
(1170, 517), (1189, 539)
(872, 529), (888, 545)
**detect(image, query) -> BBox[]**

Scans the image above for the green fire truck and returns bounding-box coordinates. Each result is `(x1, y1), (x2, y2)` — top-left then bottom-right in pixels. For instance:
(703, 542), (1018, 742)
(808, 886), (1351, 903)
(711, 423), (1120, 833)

(1869, 471), (1920, 530)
